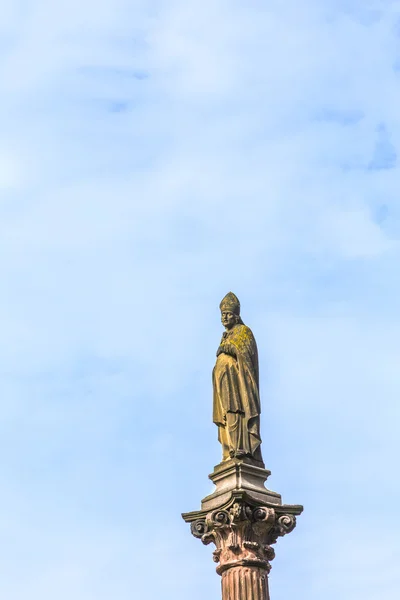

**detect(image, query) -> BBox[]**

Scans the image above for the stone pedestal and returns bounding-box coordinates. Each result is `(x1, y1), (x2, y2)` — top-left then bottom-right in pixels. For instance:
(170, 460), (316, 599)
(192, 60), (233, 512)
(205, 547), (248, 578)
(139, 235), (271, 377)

(202, 459), (281, 510)
(182, 459), (302, 600)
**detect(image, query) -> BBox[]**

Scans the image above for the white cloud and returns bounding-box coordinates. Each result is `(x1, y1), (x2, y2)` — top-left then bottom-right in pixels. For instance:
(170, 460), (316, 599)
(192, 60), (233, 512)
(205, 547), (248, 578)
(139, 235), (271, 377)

(0, 1), (399, 599)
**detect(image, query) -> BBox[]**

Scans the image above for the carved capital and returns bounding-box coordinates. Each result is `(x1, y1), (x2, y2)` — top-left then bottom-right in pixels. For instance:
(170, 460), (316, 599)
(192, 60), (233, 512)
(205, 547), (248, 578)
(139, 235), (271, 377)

(189, 499), (296, 576)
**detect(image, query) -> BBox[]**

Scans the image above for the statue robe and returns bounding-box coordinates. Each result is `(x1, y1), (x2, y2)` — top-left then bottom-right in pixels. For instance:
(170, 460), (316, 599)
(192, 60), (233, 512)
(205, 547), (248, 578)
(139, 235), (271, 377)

(212, 323), (262, 461)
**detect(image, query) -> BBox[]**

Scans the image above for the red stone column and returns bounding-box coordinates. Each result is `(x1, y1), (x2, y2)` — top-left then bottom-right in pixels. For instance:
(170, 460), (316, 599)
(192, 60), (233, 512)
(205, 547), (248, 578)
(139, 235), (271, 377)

(221, 566), (270, 600)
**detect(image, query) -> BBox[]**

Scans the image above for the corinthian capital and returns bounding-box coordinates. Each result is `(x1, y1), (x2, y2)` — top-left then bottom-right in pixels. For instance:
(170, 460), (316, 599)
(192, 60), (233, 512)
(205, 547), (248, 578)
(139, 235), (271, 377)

(188, 498), (297, 576)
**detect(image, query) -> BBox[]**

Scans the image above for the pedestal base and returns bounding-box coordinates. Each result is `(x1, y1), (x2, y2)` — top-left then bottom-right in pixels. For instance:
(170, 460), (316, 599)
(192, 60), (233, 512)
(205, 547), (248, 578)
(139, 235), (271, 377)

(201, 458), (281, 511)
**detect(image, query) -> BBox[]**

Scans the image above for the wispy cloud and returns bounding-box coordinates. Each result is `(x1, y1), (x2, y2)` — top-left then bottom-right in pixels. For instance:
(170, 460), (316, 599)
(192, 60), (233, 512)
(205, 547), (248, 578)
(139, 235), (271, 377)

(0, 1), (399, 599)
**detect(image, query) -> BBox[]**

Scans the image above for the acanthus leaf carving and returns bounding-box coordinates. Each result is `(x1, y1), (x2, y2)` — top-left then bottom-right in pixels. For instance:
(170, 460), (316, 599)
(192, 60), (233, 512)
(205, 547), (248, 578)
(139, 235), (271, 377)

(191, 519), (208, 539)
(189, 499), (298, 579)
(189, 500), (278, 574)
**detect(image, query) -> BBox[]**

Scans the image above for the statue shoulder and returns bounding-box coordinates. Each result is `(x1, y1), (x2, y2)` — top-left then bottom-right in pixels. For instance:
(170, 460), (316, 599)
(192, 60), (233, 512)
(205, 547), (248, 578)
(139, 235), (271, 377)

(231, 324), (257, 349)
(240, 324), (254, 336)
(237, 323), (255, 339)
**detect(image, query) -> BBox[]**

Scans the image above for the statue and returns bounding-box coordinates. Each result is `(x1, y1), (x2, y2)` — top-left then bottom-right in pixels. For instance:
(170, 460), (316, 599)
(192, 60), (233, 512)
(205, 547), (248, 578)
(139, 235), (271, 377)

(213, 292), (263, 465)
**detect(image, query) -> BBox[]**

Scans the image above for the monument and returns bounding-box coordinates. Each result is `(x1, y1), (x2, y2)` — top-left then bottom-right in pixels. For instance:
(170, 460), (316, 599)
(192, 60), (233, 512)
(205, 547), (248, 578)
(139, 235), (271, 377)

(182, 292), (303, 600)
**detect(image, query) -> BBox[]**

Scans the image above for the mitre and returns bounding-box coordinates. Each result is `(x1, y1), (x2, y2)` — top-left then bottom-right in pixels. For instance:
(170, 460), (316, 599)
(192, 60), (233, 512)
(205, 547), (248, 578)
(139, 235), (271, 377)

(219, 292), (240, 315)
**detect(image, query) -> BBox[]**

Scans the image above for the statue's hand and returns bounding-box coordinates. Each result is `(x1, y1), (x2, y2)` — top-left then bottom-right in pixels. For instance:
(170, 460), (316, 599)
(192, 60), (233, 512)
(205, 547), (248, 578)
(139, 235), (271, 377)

(224, 343), (237, 358)
(217, 343), (237, 358)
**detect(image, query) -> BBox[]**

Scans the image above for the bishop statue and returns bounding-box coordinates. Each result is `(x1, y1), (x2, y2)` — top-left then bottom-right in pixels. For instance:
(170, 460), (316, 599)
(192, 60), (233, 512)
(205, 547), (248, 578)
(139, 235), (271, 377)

(213, 292), (263, 465)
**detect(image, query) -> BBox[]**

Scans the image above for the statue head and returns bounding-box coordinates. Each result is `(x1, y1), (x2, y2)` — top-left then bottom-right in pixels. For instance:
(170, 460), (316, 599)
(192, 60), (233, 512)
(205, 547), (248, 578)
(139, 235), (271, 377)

(220, 292), (243, 330)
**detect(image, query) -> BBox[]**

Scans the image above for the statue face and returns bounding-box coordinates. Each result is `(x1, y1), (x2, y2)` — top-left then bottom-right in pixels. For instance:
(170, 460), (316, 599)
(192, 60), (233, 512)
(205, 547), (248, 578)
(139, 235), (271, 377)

(221, 311), (236, 330)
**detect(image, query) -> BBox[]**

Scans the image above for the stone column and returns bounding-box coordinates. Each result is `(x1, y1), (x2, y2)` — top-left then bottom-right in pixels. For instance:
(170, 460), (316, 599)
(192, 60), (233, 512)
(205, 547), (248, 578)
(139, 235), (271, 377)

(221, 567), (270, 600)
(183, 460), (302, 600)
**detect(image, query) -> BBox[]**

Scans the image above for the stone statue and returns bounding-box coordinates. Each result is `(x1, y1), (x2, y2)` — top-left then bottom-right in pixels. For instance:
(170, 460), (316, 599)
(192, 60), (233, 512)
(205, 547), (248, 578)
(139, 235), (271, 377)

(213, 292), (263, 464)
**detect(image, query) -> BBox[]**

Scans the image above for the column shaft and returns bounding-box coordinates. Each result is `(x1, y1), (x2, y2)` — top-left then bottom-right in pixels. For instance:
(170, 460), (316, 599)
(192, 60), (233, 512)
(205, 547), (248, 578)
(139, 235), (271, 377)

(221, 566), (270, 600)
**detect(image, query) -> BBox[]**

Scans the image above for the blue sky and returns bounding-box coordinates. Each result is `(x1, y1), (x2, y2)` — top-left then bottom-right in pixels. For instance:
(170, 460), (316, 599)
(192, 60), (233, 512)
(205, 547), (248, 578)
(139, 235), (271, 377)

(1, 1), (400, 598)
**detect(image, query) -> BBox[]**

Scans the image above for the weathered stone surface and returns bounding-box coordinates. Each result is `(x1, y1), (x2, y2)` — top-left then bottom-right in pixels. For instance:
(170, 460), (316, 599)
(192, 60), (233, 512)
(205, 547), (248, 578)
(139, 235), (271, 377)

(201, 458), (281, 511)
(183, 493), (302, 600)
(222, 566), (269, 600)
(213, 292), (263, 464)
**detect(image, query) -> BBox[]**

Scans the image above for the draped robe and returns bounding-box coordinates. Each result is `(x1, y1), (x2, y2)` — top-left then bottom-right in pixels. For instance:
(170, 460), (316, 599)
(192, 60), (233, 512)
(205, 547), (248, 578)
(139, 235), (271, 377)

(212, 323), (263, 462)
